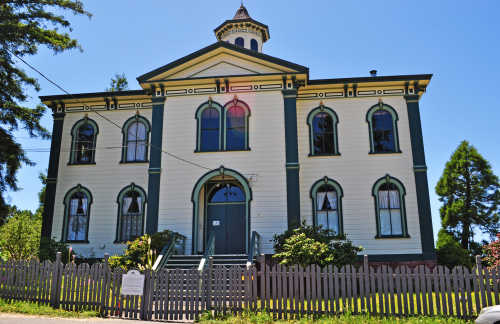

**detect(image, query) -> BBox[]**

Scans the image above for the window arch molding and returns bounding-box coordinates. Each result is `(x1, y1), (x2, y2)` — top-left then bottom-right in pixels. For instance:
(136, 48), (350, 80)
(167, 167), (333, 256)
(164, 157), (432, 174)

(69, 117), (99, 165)
(115, 182), (148, 242)
(366, 103), (402, 154)
(62, 184), (93, 243)
(307, 105), (340, 156)
(195, 100), (224, 152)
(372, 174), (410, 238)
(310, 176), (344, 234)
(223, 98), (251, 151)
(121, 115), (151, 163)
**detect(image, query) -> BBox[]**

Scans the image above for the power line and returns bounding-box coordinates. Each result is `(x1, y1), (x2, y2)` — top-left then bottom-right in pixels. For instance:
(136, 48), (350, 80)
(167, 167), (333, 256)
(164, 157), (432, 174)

(4, 46), (212, 171)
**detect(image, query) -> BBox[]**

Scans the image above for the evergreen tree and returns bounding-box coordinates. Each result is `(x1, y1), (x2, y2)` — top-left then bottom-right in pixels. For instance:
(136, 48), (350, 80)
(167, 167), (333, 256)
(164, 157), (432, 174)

(435, 140), (500, 252)
(0, 1), (92, 214)
(105, 73), (129, 92)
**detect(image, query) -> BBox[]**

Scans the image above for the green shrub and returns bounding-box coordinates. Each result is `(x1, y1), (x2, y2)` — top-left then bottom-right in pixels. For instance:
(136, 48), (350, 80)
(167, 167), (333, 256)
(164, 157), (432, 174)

(38, 237), (76, 264)
(483, 233), (500, 267)
(0, 209), (42, 261)
(436, 229), (473, 269)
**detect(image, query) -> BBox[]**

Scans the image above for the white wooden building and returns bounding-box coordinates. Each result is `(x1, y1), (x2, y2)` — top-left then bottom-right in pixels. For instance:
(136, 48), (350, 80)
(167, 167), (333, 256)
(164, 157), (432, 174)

(40, 5), (436, 265)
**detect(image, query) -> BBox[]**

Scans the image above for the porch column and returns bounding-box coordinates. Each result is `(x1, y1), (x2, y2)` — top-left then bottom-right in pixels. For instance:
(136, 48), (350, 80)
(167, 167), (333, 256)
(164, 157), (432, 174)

(282, 90), (301, 228)
(405, 94), (436, 260)
(41, 111), (66, 241)
(145, 96), (166, 234)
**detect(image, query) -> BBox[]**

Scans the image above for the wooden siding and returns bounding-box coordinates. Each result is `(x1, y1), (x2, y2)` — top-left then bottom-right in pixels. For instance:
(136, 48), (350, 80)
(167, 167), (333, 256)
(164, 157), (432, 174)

(297, 96), (423, 255)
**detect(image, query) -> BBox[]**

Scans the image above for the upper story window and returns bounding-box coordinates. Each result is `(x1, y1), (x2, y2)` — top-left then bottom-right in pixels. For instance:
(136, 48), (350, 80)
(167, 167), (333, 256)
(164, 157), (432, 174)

(366, 103), (401, 154)
(116, 183), (147, 242)
(201, 107), (220, 151)
(307, 105), (340, 156)
(250, 39), (258, 51)
(235, 37), (244, 47)
(226, 107), (245, 150)
(69, 117), (98, 165)
(310, 177), (344, 235)
(373, 174), (409, 238)
(63, 185), (92, 243)
(121, 115), (150, 163)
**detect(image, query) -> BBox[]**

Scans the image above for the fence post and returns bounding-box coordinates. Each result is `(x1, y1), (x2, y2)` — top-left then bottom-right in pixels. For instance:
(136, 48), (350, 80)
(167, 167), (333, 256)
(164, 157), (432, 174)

(100, 254), (109, 316)
(50, 252), (61, 307)
(207, 257), (213, 311)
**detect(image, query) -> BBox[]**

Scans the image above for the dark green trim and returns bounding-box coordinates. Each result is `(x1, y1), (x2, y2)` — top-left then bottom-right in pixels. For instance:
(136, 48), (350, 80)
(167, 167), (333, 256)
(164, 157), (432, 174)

(39, 90), (146, 105)
(309, 74), (433, 86)
(145, 97), (165, 235)
(310, 177), (344, 234)
(356, 253), (437, 262)
(68, 117), (99, 165)
(282, 90), (301, 229)
(115, 183), (148, 243)
(41, 112), (66, 241)
(148, 167), (162, 174)
(306, 106), (340, 156)
(223, 98), (251, 151)
(366, 103), (402, 154)
(61, 185), (93, 243)
(195, 100), (224, 152)
(119, 161), (149, 164)
(404, 95), (436, 257)
(120, 115), (151, 163)
(137, 42), (308, 83)
(372, 175), (410, 239)
(308, 153), (341, 157)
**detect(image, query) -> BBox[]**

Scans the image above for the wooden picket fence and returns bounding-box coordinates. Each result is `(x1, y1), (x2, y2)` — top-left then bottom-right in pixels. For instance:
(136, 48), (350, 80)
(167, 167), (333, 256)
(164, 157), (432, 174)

(0, 253), (499, 320)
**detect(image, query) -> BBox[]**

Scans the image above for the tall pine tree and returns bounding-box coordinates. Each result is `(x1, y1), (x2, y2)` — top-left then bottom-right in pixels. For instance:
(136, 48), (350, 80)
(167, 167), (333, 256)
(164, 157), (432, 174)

(436, 140), (500, 252)
(0, 1), (91, 215)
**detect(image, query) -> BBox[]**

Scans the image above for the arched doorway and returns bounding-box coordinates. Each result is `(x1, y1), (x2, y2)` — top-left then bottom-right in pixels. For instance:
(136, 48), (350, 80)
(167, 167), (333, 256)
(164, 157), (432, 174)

(191, 166), (252, 255)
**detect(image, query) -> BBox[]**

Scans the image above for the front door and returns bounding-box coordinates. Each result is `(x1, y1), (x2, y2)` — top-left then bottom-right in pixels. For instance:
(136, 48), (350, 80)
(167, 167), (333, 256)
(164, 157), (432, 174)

(206, 183), (246, 254)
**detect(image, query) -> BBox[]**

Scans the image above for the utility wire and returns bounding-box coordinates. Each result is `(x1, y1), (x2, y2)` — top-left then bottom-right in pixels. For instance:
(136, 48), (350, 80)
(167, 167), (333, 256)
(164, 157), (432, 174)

(4, 46), (212, 171)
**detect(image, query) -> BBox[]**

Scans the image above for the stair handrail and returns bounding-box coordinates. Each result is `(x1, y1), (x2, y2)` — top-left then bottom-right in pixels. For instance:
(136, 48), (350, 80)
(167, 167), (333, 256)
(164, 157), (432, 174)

(198, 231), (216, 272)
(246, 231), (260, 267)
(152, 233), (187, 270)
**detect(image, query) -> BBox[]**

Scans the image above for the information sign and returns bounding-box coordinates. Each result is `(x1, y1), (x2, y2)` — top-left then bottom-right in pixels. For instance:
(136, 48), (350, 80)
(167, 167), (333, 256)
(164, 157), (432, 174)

(121, 270), (145, 296)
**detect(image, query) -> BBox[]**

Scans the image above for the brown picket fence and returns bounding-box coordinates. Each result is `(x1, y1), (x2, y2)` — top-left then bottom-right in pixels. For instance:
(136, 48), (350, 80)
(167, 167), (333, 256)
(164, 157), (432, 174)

(0, 253), (499, 320)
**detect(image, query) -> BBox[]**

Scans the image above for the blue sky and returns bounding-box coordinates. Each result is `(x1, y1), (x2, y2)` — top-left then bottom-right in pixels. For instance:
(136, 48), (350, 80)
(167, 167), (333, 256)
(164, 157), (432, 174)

(9, 0), (500, 243)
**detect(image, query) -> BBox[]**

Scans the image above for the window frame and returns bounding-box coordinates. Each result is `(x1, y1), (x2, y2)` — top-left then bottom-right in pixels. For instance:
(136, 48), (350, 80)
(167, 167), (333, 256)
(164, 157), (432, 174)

(115, 182), (148, 243)
(235, 37), (244, 47)
(62, 184), (93, 243)
(310, 176), (344, 234)
(195, 100), (224, 152)
(372, 174), (410, 238)
(250, 39), (258, 51)
(120, 115), (151, 163)
(68, 117), (99, 165)
(223, 98), (251, 151)
(307, 105), (340, 156)
(366, 103), (402, 154)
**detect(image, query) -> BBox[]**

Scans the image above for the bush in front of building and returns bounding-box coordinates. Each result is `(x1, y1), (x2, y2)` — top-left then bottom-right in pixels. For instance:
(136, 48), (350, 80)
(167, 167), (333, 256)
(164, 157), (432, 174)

(435, 229), (473, 269)
(483, 233), (500, 267)
(271, 221), (363, 269)
(38, 237), (77, 264)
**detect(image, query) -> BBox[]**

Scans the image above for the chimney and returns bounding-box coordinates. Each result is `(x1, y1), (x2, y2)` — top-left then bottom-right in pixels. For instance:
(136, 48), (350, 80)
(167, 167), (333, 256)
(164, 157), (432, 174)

(370, 70), (377, 77)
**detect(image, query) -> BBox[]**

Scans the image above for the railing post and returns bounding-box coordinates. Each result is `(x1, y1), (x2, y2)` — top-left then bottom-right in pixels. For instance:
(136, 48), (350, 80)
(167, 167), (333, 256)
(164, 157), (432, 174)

(476, 255), (482, 266)
(50, 252), (61, 307)
(100, 254), (109, 316)
(207, 257), (213, 310)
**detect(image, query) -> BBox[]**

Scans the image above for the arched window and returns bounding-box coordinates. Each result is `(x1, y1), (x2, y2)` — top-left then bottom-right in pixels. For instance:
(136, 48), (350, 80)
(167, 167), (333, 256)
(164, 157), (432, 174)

(307, 106), (340, 156)
(116, 183), (147, 242)
(310, 177), (344, 235)
(69, 117), (98, 164)
(372, 175), (409, 238)
(226, 107), (245, 150)
(366, 103), (401, 154)
(195, 100), (223, 152)
(250, 39), (258, 51)
(121, 115), (150, 163)
(201, 108), (220, 151)
(235, 37), (244, 47)
(62, 185), (92, 242)
(209, 183), (245, 202)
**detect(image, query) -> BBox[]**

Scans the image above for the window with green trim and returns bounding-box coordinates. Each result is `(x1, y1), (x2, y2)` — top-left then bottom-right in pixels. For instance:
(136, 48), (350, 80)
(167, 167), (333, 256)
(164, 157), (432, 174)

(115, 183), (147, 242)
(310, 177), (343, 235)
(195, 100), (223, 152)
(223, 99), (250, 151)
(69, 117), (98, 165)
(366, 103), (401, 154)
(62, 185), (92, 243)
(121, 115), (150, 163)
(372, 175), (410, 238)
(307, 106), (339, 156)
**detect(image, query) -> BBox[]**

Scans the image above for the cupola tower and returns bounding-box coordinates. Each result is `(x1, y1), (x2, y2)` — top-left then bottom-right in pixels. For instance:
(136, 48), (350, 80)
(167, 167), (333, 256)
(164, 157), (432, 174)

(213, 5), (270, 53)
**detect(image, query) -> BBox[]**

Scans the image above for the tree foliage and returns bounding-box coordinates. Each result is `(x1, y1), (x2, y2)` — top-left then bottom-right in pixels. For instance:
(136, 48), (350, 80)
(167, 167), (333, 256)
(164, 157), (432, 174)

(0, 1), (91, 213)
(105, 73), (129, 92)
(435, 141), (500, 252)
(0, 208), (41, 260)
(435, 229), (473, 269)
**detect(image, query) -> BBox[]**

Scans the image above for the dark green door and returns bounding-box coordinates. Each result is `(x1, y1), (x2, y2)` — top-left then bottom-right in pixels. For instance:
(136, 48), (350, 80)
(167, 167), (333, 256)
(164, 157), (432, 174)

(206, 183), (246, 254)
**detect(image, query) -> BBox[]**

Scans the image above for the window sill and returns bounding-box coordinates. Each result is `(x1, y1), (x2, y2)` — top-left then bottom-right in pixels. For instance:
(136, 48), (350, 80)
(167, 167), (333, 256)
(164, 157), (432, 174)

(63, 240), (89, 243)
(375, 235), (411, 239)
(308, 153), (341, 157)
(224, 148), (251, 152)
(194, 149), (251, 153)
(67, 162), (96, 166)
(369, 151), (403, 155)
(119, 161), (149, 164)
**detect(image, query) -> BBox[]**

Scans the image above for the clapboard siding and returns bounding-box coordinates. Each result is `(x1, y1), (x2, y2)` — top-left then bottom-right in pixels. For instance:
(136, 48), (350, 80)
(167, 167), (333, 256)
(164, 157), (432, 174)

(297, 96), (422, 255)
(159, 91), (288, 254)
(52, 109), (152, 256)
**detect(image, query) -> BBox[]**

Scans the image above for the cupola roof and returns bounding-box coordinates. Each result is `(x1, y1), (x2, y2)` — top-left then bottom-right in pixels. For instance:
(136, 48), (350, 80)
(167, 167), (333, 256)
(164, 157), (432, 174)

(214, 5), (270, 42)
(233, 5), (251, 19)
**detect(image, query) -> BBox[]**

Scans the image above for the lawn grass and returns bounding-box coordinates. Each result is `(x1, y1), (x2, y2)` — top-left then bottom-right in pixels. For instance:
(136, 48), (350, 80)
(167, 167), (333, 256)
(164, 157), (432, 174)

(196, 310), (474, 324)
(0, 298), (100, 318)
